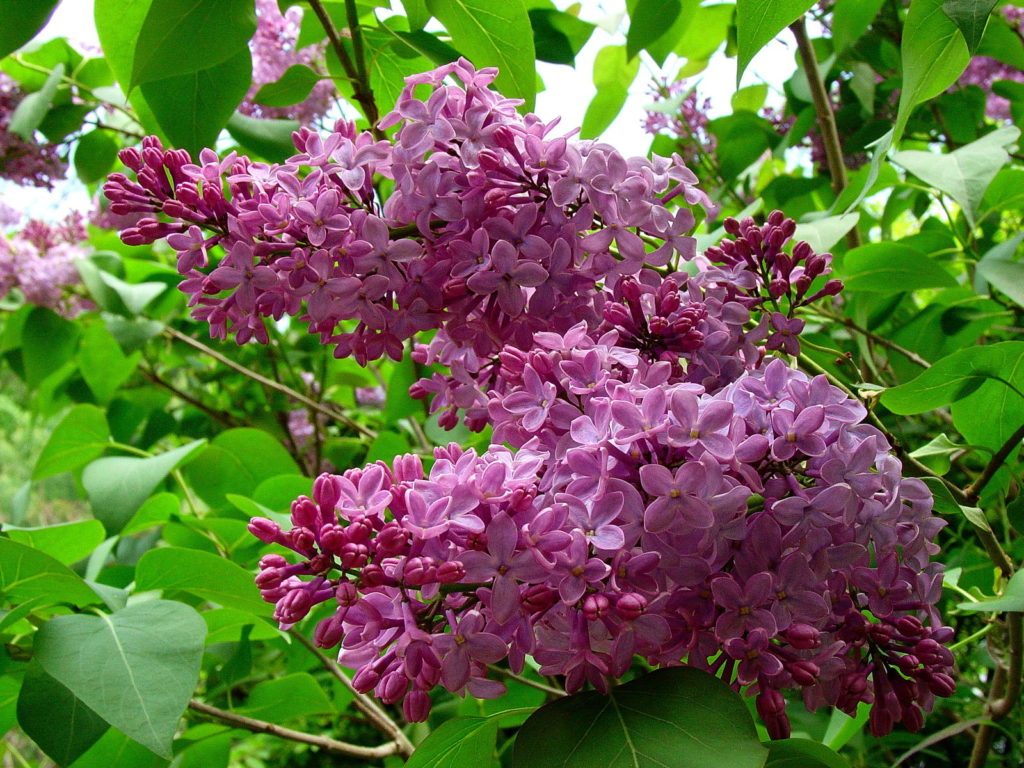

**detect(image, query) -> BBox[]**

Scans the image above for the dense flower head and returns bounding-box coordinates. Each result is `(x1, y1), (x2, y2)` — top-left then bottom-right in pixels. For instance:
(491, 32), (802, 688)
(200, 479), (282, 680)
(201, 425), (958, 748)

(0, 211), (88, 312)
(105, 59), (953, 739)
(1, 73), (67, 188)
(240, 0), (336, 124)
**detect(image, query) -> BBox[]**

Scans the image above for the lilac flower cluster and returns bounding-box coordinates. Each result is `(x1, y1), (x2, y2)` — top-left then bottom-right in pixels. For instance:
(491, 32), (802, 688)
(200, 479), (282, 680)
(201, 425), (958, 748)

(104, 60), (953, 739)
(642, 79), (715, 166)
(103, 59), (711, 363)
(0, 212), (88, 312)
(1, 74), (67, 189)
(240, 0), (336, 124)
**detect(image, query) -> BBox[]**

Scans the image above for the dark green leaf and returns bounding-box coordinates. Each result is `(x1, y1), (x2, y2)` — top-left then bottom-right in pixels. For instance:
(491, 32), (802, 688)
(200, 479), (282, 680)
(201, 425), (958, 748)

(513, 667), (768, 768)
(21, 307), (79, 388)
(425, 0), (536, 110)
(34, 600), (206, 758)
(958, 570), (1024, 612)
(840, 243), (957, 294)
(226, 111), (300, 162)
(237, 673), (334, 723)
(9, 63), (63, 141)
(736, 0), (814, 84)
(0, 538), (102, 607)
(69, 728), (168, 768)
(365, 430), (412, 463)
(764, 738), (849, 768)
(4, 520), (106, 565)
(135, 547), (270, 616)
(140, 47), (251, 157)
(626, 0), (682, 60)
(253, 64), (321, 107)
(130, 0), (256, 88)
(941, 0), (998, 54)
(894, 0), (971, 142)
(0, 0), (61, 59)
(17, 663), (108, 766)
(529, 8), (594, 65)
(74, 130), (120, 184)
(881, 341), (1024, 413)
(407, 715), (499, 768)
(33, 404), (109, 480)
(581, 45), (639, 139)
(39, 103), (93, 142)
(82, 440), (206, 532)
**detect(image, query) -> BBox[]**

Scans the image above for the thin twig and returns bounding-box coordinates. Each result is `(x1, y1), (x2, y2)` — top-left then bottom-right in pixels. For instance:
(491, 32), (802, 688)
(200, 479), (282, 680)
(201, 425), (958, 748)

(288, 629), (415, 757)
(141, 367), (238, 426)
(308, 0), (384, 138)
(487, 665), (566, 697)
(187, 699), (399, 760)
(790, 17), (862, 248)
(164, 327), (376, 440)
(820, 312), (930, 369)
(964, 421), (1024, 505)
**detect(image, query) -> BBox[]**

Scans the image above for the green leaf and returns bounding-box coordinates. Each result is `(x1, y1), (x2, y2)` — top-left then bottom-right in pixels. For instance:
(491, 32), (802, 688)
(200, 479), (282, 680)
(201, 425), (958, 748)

(0, 538), (101, 607)
(736, 0), (814, 84)
(4, 520), (106, 565)
(362, 28), (433, 119)
(921, 476), (961, 516)
(671, 3), (733, 62)
(941, 0), (998, 54)
(406, 715), (500, 768)
(237, 673), (334, 723)
(958, 569), (1024, 612)
(365, 430), (412, 463)
(184, 428), (300, 508)
(894, 0), (971, 143)
(8, 62), (63, 140)
(94, 0), (153, 88)
(140, 47), (252, 158)
(529, 8), (594, 66)
(909, 433), (966, 475)
(33, 404), (109, 480)
(17, 663), (109, 767)
(83, 440), (206, 533)
(74, 132), (120, 188)
(513, 667), (768, 768)
(892, 126), (1018, 228)
(21, 306), (80, 387)
(795, 213), (860, 253)
(977, 232), (1024, 307)
(764, 738), (849, 768)
(203, 607), (279, 644)
(581, 45), (639, 139)
(832, 0), (886, 53)
(130, 0), (256, 88)
(78, 323), (141, 402)
(225, 111), (299, 162)
(34, 600), (206, 759)
(384, 356), (424, 423)
(135, 547), (270, 616)
(822, 702), (869, 751)
(405, 0), (431, 30)
(253, 64), (321, 107)
(732, 83), (768, 112)
(0, 0), (61, 59)
(70, 728), (168, 768)
(881, 341), (1024, 413)
(840, 243), (957, 294)
(626, 0), (682, 60)
(425, 0), (536, 110)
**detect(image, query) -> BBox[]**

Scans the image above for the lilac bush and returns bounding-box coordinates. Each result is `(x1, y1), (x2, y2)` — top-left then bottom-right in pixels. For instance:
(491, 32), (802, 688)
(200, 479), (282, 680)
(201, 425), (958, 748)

(106, 59), (954, 740)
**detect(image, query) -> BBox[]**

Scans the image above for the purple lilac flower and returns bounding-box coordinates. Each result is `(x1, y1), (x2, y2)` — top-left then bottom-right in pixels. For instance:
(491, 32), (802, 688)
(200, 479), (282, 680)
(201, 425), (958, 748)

(0, 212), (88, 313)
(1, 73), (66, 188)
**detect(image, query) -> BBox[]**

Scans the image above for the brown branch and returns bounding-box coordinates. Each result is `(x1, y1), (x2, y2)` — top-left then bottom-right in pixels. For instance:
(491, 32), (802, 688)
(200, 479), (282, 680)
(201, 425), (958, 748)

(288, 629), (415, 757)
(141, 367), (238, 427)
(308, 0), (384, 139)
(969, 611), (1023, 768)
(164, 327), (376, 440)
(964, 421), (1024, 505)
(187, 699), (399, 760)
(790, 17), (862, 248)
(823, 312), (931, 369)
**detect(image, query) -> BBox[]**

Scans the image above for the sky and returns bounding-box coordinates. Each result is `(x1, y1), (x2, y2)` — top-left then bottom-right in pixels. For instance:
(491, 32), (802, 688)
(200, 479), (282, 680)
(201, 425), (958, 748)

(5, 0), (797, 218)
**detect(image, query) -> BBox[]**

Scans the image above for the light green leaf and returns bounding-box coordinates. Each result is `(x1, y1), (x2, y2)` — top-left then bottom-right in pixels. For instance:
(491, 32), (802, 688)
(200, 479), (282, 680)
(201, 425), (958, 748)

(226, 112), (299, 163)
(976, 232), (1024, 307)
(79, 323), (141, 403)
(425, 0), (536, 110)
(34, 600), (206, 759)
(122, 492), (179, 535)
(21, 306), (80, 388)
(795, 213), (859, 253)
(83, 440), (206, 532)
(736, 0), (814, 84)
(581, 45), (639, 139)
(4, 520), (106, 565)
(237, 673), (334, 723)
(513, 667), (767, 768)
(732, 83), (768, 113)
(33, 404), (109, 480)
(0, 538), (102, 607)
(135, 546), (269, 617)
(74, 129), (120, 184)
(626, 0), (682, 60)
(909, 433), (966, 475)
(0, 0), (61, 59)
(892, 126), (1018, 228)
(130, 0), (255, 88)
(8, 63), (63, 140)
(365, 430), (412, 463)
(407, 715), (500, 768)
(822, 702), (869, 751)
(840, 243), (957, 294)
(958, 569), (1024, 612)
(203, 607), (279, 644)
(894, 0), (971, 142)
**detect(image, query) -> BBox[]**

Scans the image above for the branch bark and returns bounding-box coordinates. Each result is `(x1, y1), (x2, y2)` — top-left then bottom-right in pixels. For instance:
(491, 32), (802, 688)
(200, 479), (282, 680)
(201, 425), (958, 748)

(187, 699), (399, 760)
